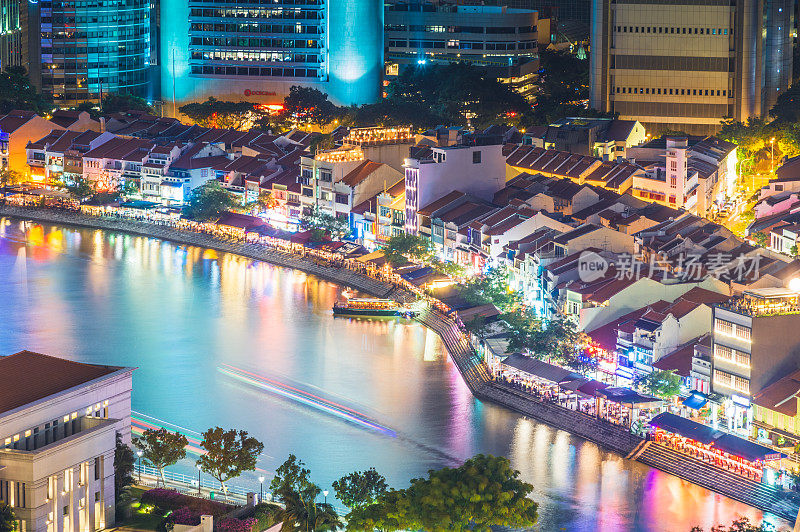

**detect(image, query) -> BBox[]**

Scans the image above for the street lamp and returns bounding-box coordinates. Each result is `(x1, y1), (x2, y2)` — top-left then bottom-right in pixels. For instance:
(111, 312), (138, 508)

(196, 464), (202, 496)
(136, 450), (143, 483)
(323, 490), (328, 505)
(771, 137), (776, 173)
(258, 476), (265, 502)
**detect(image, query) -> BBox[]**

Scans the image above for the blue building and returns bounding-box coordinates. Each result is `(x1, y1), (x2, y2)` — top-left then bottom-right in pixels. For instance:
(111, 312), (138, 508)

(160, 0), (384, 113)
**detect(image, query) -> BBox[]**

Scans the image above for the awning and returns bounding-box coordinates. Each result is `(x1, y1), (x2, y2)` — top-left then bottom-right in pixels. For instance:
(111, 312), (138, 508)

(599, 387), (663, 406)
(649, 412), (723, 445)
(714, 434), (787, 462)
(682, 391), (709, 410)
(500, 353), (582, 384)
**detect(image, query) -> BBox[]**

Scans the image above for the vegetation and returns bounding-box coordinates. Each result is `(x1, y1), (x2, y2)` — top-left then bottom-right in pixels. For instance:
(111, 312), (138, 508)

(0, 169), (24, 189)
(269, 456), (341, 532)
(197, 427), (264, 498)
(283, 86), (339, 125)
(383, 233), (434, 266)
(0, 501), (15, 532)
(633, 369), (682, 399)
(114, 433), (135, 513)
(179, 97), (260, 129)
(182, 181), (241, 221)
(134, 428), (188, 486)
(269, 454), (315, 503)
(332, 468), (387, 509)
(102, 93), (153, 115)
(346, 454), (538, 532)
(501, 308), (586, 367)
(60, 176), (95, 202)
(460, 266), (521, 312)
(0, 66), (52, 114)
(301, 206), (350, 240)
(690, 517), (773, 531)
(246, 190), (276, 214)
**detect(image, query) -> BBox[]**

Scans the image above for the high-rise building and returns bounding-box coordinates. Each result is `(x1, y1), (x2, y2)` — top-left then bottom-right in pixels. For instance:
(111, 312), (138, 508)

(384, 1), (540, 100)
(1, 0), (151, 104)
(590, 0), (794, 135)
(160, 0), (384, 114)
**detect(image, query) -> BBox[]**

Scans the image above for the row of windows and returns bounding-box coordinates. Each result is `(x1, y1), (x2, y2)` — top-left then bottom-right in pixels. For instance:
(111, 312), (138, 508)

(191, 51), (319, 63)
(189, 22), (319, 34)
(189, 8), (321, 19)
(714, 318), (751, 340)
(190, 65), (319, 78)
(189, 0), (322, 4)
(0, 481), (26, 509)
(714, 344), (751, 367)
(615, 86), (730, 97)
(385, 24), (534, 34)
(389, 39), (536, 51)
(615, 25), (730, 35)
(713, 368), (750, 394)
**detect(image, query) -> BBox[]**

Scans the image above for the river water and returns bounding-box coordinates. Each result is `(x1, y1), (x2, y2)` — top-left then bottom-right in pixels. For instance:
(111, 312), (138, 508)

(0, 219), (786, 532)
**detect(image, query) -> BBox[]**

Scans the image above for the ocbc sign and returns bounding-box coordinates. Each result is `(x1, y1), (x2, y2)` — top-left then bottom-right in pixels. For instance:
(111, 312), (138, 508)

(244, 89), (276, 96)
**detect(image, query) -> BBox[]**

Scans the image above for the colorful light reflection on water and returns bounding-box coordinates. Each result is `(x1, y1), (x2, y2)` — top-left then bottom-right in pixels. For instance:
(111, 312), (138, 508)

(0, 219), (787, 531)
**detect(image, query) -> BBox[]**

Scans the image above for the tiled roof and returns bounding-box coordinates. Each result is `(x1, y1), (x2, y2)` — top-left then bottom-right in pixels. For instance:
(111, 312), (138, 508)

(418, 191), (466, 216)
(0, 350), (127, 414)
(341, 160), (383, 188)
(753, 369), (800, 417)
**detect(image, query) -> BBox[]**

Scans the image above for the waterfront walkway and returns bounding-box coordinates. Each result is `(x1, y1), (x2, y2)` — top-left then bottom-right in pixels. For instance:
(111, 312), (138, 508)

(3, 204), (799, 523)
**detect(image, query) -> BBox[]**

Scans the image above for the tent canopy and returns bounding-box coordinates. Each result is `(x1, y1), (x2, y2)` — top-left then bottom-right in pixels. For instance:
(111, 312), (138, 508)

(714, 434), (786, 462)
(649, 412), (723, 445)
(500, 353), (582, 384)
(682, 391), (709, 410)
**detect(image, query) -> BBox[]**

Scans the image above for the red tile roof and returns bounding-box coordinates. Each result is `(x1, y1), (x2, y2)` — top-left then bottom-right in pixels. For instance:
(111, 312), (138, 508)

(0, 351), (127, 414)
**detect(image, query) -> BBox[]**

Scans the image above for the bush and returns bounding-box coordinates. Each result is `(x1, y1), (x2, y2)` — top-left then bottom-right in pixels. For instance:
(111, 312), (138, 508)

(217, 517), (257, 532)
(140, 489), (232, 517)
(239, 503), (281, 531)
(171, 507), (202, 526)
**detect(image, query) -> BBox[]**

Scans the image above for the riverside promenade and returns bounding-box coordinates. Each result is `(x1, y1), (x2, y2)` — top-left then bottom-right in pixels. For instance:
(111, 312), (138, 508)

(3, 205), (800, 523)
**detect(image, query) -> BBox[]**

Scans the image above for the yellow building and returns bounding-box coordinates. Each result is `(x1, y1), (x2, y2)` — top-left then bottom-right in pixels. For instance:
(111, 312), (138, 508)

(752, 369), (800, 455)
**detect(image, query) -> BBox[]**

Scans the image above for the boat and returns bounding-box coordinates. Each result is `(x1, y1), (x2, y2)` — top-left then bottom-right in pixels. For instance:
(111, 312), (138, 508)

(332, 298), (401, 317)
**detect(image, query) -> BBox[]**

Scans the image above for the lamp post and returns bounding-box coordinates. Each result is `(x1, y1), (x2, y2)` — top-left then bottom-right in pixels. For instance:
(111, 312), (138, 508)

(136, 450), (143, 483)
(197, 464), (202, 496)
(323, 490), (328, 505)
(258, 476), (265, 502)
(771, 137), (776, 173)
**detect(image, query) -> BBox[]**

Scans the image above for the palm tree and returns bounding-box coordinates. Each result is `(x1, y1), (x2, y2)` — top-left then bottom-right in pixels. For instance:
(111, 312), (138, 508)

(0, 500), (17, 532)
(280, 488), (341, 532)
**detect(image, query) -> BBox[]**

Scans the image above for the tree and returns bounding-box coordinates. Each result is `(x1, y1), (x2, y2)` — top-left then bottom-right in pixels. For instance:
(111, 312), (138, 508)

(382, 233), (434, 266)
(270, 455), (315, 503)
(0, 501), (15, 532)
(283, 86), (338, 125)
(0, 169), (24, 190)
(179, 97), (258, 129)
(182, 181), (240, 221)
(122, 179), (139, 198)
(346, 454), (538, 532)
(752, 231), (768, 247)
(332, 468), (387, 509)
(770, 83), (800, 123)
(460, 266), (521, 312)
(301, 206), (350, 240)
(633, 369), (682, 399)
(62, 176), (95, 202)
(0, 66), (52, 114)
(280, 488), (341, 532)
(431, 259), (465, 278)
(246, 190), (277, 214)
(690, 517), (772, 531)
(134, 428), (188, 486)
(114, 433), (135, 502)
(102, 93), (153, 115)
(197, 427), (264, 498)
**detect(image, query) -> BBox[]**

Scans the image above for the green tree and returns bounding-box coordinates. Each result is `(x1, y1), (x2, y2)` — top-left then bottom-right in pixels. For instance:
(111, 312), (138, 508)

(347, 454), (538, 532)
(0, 66), (52, 114)
(633, 369), (682, 399)
(246, 190), (276, 214)
(752, 231), (768, 247)
(102, 93), (153, 115)
(332, 468), (387, 509)
(382, 233), (434, 266)
(431, 259), (465, 278)
(122, 179), (139, 198)
(301, 206), (350, 239)
(114, 433), (135, 504)
(283, 86), (339, 125)
(280, 488), (341, 532)
(0, 501), (15, 532)
(179, 97), (258, 129)
(182, 181), (240, 221)
(197, 427), (264, 499)
(270, 455), (315, 503)
(0, 169), (24, 191)
(62, 176), (94, 202)
(460, 266), (521, 312)
(134, 428), (188, 486)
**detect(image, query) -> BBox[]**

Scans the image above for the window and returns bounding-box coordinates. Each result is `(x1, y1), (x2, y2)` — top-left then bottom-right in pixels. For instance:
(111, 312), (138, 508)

(472, 151), (481, 164)
(94, 458), (101, 480)
(714, 318), (734, 336)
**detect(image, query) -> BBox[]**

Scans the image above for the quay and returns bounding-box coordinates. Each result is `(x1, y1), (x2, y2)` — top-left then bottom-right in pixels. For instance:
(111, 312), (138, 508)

(3, 204), (800, 524)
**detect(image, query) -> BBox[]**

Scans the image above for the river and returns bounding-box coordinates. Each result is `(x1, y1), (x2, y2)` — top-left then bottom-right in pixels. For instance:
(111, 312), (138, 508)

(0, 219), (786, 532)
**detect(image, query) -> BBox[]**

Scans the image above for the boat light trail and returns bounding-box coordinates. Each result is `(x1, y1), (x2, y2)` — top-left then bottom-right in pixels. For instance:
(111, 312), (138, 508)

(218, 364), (397, 437)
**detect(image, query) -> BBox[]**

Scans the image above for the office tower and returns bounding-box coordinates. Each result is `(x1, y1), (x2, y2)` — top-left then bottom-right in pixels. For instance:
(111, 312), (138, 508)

(590, 0), (794, 135)
(161, 0), (383, 114)
(1, 0), (150, 104)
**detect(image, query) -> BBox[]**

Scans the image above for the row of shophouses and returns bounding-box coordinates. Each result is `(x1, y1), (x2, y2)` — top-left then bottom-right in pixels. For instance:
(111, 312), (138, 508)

(21, 113), (800, 455)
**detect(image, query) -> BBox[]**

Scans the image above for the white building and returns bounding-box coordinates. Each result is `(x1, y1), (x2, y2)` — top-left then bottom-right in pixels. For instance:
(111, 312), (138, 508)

(0, 351), (134, 532)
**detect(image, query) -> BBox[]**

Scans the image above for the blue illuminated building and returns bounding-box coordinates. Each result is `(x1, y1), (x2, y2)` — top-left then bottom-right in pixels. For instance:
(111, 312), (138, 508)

(0, 0), (150, 103)
(160, 0), (383, 113)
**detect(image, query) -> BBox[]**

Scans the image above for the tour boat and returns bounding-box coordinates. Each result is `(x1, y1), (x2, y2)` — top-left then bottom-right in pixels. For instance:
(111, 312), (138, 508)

(332, 298), (401, 317)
